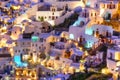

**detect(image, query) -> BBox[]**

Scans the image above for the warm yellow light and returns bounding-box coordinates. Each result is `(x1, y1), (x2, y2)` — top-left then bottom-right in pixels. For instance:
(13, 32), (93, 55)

(10, 48), (13, 52)
(100, 8), (105, 17)
(16, 72), (19, 76)
(75, 42), (78, 46)
(79, 47), (83, 51)
(69, 40), (72, 43)
(69, 67), (75, 74)
(101, 68), (110, 74)
(85, 51), (88, 56)
(117, 62), (120, 66)
(115, 52), (120, 60)
(2, 27), (7, 30)
(80, 63), (85, 71)
(12, 6), (20, 10)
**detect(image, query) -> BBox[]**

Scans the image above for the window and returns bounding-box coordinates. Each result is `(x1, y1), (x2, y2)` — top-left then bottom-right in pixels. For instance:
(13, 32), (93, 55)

(103, 4), (105, 8)
(44, 39), (46, 42)
(112, 4), (115, 9)
(44, 47), (46, 49)
(56, 16), (58, 19)
(96, 28), (99, 36)
(52, 16), (55, 20)
(79, 21), (84, 27)
(91, 13), (93, 16)
(32, 44), (34, 46)
(69, 34), (74, 39)
(26, 49), (29, 52)
(52, 9), (55, 12)
(49, 16), (51, 19)
(93, 30), (95, 35)
(15, 42), (17, 46)
(37, 33), (39, 35)
(39, 47), (41, 49)
(38, 16), (41, 19)
(52, 13), (54, 15)
(40, 38), (43, 42)
(96, 4), (98, 8)
(110, 53), (112, 59)
(95, 13), (96, 16)
(107, 4), (110, 9)
(28, 42), (30, 44)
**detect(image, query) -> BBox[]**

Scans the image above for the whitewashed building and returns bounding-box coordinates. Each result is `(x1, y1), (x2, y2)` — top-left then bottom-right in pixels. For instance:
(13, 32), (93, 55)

(36, 5), (64, 25)
(107, 44), (120, 78)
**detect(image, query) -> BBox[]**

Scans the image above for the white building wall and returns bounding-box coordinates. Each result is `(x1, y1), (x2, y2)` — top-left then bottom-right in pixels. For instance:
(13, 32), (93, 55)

(11, 27), (22, 40)
(107, 49), (115, 59)
(55, 11), (73, 25)
(31, 0), (39, 3)
(26, 4), (39, 18)
(69, 26), (85, 40)
(36, 11), (63, 21)
(13, 40), (32, 55)
(86, 0), (98, 8)
(113, 38), (120, 44)
(40, 1), (85, 9)
(89, 9), (98, 19)
(107, 59), (117, 73)
(15, 14), (29, 24)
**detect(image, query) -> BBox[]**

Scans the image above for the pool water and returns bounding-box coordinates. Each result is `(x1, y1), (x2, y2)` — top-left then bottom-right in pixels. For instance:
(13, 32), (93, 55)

(14, 55), (28, 67)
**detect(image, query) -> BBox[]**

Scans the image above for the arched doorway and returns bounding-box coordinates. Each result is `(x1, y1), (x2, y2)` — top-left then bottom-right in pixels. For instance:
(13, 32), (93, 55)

(107, 13), (111, 20)
(104, 12), (111, 20)
(79, 21), (85, 27)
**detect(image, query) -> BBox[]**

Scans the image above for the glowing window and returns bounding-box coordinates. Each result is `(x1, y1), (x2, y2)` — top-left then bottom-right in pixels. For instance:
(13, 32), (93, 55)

(115, 52), (120, 60)
(69, 34), (74, 39)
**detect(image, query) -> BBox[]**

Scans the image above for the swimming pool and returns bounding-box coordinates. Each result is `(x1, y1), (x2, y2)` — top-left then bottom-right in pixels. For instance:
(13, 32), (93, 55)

(14, 55), (28, 67)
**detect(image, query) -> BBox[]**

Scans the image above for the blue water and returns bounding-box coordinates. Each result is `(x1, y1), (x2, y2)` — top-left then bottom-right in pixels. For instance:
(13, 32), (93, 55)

(14, 55), (28, 67)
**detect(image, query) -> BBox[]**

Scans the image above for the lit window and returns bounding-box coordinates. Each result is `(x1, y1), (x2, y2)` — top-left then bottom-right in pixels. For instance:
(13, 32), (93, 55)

(39, 47), (41, 49)
(103, 4), (105, 8)
(91, 13), (93, 16)
(95, 13), (96, 16)
(69, 34), (74, 39)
